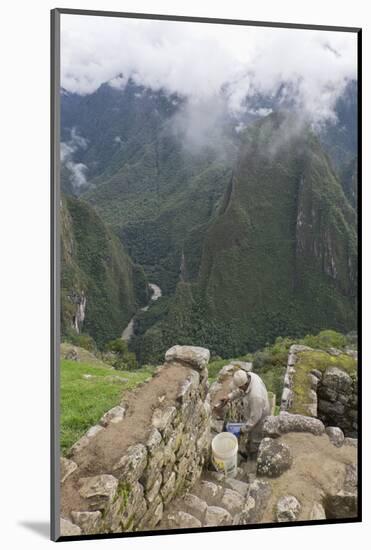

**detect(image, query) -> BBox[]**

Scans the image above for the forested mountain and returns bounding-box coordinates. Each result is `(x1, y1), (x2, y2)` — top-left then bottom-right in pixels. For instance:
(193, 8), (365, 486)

(61, 195), (149, 347)
(60, 80), (358, 361)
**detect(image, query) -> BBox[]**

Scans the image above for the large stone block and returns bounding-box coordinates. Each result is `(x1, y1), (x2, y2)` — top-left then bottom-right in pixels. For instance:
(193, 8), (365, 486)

(257, 438), (292, 477)
(117, 481), (145, 530)
(224, 478), (249, 497)
(263, 412), (325, 437)
(162, 461), (176, 485)
(137, 495), (164, 531)
(145, 474), (162, 504)
(318, 399), (344, 417)
(70, 511), (102, 535)
(176, 379), (192, 404)
(146, 428), (162, 455)
(166, 510), (202, 529)
(176, 455), (190, 483)
(161, 471), (176, 505)
(221, 488), (245, 515)
(205, 506), (232, 526)
(184, 460), (203, 489)
(276, 495), (301, 522)
(140, 448), (164, 490)
(322, 367), (352, 394)
(113, 444), (148, 484)
(165, 345), (210, 369)
(325, 426), (345, 447)
(60, 517), (81, 536)
(198, 480), (223, 502)
(242, 480), (272, 524)
(78, 474), (118, 510)
(152, 406), (177, 434)
(182, 493), (208, 521)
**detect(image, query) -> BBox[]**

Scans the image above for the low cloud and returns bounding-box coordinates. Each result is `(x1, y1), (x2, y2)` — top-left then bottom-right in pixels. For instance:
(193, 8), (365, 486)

(61, 15), (357, 125)
(61, 128), (89, 190)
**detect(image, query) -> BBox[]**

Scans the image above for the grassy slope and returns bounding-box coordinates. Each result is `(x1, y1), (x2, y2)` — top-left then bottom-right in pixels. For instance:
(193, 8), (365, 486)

(60, 358), (154, 455)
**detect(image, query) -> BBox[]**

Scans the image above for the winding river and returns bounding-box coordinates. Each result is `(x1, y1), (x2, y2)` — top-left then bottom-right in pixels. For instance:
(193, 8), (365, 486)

(121, 283), (162, 341)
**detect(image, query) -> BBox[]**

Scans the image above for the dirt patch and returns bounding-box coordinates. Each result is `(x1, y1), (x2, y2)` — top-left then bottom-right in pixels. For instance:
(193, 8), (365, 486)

(61, 362), (190, 517)
(260, 432), (357, 522)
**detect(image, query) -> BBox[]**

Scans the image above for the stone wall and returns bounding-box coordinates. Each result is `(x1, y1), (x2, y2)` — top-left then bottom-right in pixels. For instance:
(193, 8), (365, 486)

(60, 346), (212, 537)
(317, 367), (358, 437)
(280, 345), (357, 438)
(280, 345), (313, 414)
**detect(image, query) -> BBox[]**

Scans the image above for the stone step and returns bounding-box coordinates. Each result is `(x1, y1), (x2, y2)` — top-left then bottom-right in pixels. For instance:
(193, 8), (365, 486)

(220, 488), (246, 515)
(223, 478), (249, 497)
(156, 462), (258, 530)
(182, 493), (208, 522)
(165, 510), (202, 529)
(205, 506), (232, 526)
(193, 480), (224, 505)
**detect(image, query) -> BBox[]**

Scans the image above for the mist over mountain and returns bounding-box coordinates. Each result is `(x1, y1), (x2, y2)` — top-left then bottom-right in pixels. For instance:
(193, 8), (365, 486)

(61, 77), (357, 195)
(60, 76), (357, 361)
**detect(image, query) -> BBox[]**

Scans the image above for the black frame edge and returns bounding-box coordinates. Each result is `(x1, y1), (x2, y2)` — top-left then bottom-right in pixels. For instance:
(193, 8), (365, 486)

(51, 7), (61, 543)
(356, 27), (362, 523)
(54, 8), (361, 33)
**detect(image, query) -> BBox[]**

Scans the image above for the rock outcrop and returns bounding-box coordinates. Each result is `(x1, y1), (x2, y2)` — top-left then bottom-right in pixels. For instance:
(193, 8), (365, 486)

(256, 438), (292, 477)
(276, 495), (301, 522)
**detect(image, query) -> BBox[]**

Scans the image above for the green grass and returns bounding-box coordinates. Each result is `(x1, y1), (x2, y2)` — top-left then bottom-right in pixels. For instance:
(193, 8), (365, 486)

(60, 359), (154, 455)
(291, 350), (357, 415)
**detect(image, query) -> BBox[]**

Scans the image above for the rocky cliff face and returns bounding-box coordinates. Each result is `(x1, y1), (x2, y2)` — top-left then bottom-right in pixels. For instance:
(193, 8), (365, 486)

(61, 82), (357, 361)
(61, 195), (149, 346)
(194, 113), (357, 352)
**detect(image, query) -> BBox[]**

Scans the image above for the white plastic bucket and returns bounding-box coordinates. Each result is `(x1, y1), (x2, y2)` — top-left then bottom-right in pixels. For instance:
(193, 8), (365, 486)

(211, 432), (238, 478)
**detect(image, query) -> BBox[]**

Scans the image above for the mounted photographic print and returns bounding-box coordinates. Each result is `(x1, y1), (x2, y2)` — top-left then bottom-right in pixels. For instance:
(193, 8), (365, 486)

(51, 9), (361, 541)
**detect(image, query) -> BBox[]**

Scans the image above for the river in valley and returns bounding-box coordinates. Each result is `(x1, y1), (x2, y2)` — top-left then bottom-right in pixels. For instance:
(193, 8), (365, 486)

(121, 283), (162, 341)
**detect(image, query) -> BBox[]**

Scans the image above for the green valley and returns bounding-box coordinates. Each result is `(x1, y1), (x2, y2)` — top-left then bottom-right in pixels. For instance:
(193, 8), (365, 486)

(61, 83), (358, 365)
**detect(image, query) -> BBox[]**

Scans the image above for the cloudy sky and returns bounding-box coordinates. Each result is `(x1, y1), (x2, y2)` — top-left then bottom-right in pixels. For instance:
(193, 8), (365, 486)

(61, 14), (357, 124)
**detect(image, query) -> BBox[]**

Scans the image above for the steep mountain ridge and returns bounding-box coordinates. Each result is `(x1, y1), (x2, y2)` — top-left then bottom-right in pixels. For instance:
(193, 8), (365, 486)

(61, 195), (149, 347)
(60, 82), (358, 361)
(134, 113), (357, 362)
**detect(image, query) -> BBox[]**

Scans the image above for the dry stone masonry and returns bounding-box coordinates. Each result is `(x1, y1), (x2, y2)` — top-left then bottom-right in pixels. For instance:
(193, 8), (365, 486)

(60, 346), (212, 536)
(60, 343), (358, 536)
(280, 345), (358, 437)
(317, 367), (358, 437)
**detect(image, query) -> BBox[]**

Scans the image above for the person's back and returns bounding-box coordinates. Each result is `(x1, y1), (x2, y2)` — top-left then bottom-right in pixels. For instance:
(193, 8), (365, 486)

(245, 372), (271, 420)
(226, 370), (270, 456)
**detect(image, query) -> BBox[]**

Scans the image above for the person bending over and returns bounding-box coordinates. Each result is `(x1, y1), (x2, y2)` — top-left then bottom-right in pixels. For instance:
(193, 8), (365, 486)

(220, 369), (270, 456)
